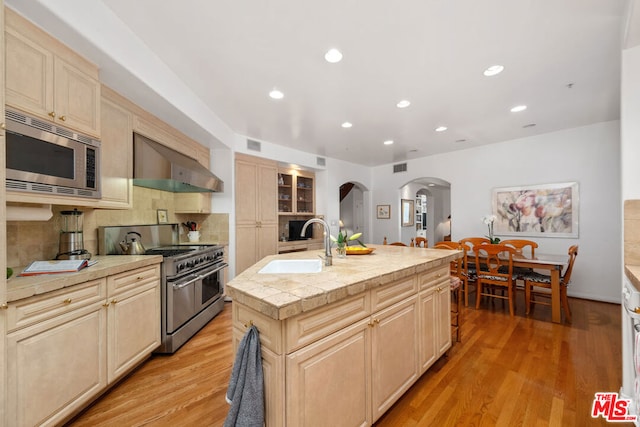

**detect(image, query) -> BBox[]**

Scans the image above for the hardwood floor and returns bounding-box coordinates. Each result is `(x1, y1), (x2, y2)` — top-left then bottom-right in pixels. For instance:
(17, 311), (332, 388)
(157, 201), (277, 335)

(66, 294), (623, 426)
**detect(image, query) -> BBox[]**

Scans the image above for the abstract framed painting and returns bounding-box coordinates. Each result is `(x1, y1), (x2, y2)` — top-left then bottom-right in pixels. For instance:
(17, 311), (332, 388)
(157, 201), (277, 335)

(492, 182), (579, 238)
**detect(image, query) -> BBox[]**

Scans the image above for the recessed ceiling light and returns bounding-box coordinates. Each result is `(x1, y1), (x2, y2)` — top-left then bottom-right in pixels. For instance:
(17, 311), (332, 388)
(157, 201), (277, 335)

(269, 89), (284, 99)
(510, 105), (527, 113)
(483, 65), (504, 76)
(428, 183), (435, 187)
(324, 48), (343, 63)
(455, 139), (467, 143)
(341, 122), (353, 128)
(383, 140), (394, 145)
(435, 126), (448, 132)
(397, 100), (411, 108)
(523, 123), (536, 128)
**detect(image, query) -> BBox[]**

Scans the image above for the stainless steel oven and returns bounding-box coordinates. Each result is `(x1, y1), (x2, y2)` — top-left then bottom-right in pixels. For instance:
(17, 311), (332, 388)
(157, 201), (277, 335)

(167, 260), (227, 334)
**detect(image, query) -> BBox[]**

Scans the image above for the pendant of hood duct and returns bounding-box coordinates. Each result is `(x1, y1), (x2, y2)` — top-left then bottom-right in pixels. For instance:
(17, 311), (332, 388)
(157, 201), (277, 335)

(132, 133), (223, 193)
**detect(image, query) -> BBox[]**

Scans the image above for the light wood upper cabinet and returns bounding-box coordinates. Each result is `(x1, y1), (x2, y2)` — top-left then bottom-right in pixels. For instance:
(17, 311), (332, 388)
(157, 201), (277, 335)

(97, 91), (133, 209)
(278, 169), (315, 215)
(5, 8), (100, 138)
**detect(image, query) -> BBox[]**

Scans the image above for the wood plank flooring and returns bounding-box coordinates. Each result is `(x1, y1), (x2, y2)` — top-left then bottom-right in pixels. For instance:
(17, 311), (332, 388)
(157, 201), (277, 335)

(65, 294), (624, 427)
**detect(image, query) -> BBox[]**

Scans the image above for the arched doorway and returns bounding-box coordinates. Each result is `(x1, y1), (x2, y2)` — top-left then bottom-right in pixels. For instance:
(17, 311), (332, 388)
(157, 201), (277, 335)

(339, 182), (365, 238)
(399, 178), (451, 247)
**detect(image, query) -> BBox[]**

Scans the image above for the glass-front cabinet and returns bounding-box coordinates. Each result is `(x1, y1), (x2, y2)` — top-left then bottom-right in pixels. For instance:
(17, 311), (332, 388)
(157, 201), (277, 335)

(278, 169), (315, 215)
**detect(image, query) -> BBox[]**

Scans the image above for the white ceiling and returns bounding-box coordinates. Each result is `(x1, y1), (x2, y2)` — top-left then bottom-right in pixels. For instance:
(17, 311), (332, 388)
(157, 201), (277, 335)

(6, 0), (632, 167)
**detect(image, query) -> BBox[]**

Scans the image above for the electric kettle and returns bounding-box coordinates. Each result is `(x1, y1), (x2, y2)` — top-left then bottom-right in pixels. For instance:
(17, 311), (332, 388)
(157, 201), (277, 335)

(119, 232), (146, 255)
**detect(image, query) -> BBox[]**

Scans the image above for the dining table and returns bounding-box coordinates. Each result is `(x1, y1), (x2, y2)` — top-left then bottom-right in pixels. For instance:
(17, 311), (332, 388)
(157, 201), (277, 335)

(470, 249), (569, 323)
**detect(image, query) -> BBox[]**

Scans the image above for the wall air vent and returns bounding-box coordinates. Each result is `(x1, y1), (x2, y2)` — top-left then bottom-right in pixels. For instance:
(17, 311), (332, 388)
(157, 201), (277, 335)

(316, 157), (326, 167)
(247, 139), (261, 152)
(393, 163), (408, 173)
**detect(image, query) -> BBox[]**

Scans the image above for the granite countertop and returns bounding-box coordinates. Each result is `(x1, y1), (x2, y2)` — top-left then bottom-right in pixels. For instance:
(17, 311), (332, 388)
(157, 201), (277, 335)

(6, 255), (163, 302)
(226, 244), (461, 321)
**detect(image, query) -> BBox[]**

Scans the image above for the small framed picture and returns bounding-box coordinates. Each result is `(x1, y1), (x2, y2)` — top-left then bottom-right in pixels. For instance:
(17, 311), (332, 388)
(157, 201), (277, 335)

(157, 209), (168, 224)
(377, 204), (391, 219)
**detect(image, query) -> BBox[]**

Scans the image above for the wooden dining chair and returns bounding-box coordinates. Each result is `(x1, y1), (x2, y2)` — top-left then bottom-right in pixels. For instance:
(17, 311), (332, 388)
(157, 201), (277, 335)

(383, 237), (407, 246)
(415, 237), (428, 248)
(433, 242), (463, 342)
(522, 245), (578, 322)
(501, 238), (539, 283)
(474, 243), (518, 316)
(458, 238), (489, 306)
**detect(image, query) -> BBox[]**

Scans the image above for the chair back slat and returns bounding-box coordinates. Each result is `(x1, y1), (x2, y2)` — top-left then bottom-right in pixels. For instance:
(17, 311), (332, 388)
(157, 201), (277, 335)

(474, 243), (515, 283)
(561, 245), (579, 285)
(501, 239), (538, 257)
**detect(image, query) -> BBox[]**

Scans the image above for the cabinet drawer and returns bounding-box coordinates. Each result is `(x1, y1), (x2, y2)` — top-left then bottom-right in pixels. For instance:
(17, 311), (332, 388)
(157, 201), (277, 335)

(107, 265), (160, 296)
(233, 302), (284, 354)
(371, 275), (418, 312)
(285, 292), (371, 354)
(419, 266), (450, 290)
(7, 279), (106, 332)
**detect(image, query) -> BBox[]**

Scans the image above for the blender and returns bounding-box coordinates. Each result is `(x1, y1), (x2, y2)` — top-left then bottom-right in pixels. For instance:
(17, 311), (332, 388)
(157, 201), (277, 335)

(56, 209), (91, 260)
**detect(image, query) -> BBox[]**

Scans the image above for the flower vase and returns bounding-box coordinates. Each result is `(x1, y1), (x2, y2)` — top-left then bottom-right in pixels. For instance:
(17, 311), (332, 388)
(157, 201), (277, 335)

(336, 244), (347, 258)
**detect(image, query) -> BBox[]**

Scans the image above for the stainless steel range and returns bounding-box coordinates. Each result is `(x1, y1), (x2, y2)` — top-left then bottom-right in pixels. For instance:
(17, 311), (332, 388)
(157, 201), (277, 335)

(99, 224), (227, 354)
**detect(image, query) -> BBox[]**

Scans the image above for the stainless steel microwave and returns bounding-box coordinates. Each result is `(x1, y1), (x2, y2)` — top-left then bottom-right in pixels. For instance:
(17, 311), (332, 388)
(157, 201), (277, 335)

(5, 109), (101, 199)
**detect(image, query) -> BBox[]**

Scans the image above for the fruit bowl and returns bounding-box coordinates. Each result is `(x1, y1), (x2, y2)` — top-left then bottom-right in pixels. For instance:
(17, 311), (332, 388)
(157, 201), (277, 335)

(345, 247), (375, 255)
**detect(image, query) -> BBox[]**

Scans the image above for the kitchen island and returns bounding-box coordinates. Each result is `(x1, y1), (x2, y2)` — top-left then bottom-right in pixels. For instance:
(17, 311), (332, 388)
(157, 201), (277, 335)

(225, 244), (461, 426)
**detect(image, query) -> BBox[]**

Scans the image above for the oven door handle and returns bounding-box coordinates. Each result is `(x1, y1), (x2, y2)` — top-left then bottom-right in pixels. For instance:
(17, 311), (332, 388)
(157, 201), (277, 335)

(197, 262), (229, 279)
(172, 275), (200, 290)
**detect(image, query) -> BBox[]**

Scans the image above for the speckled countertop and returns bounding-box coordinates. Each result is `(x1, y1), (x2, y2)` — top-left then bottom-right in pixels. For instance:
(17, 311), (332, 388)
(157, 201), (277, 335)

(226, 244), (461, 320)
(626, 265), (640, 291)
(6, 255), (163, 302)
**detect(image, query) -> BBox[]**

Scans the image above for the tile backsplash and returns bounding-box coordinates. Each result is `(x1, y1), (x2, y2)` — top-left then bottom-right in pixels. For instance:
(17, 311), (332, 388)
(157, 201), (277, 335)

(6, 186), (229, 268)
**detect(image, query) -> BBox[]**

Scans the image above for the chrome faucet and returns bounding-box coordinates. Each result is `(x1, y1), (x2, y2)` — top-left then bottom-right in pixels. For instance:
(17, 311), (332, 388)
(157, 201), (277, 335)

(301, 218), (332, 266)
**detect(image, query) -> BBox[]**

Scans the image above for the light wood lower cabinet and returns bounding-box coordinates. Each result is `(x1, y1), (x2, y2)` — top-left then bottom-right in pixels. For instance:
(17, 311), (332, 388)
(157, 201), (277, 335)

(106, 265), (161, 382)
(231, 265), (449, 426)
(4, 264), (161, 427)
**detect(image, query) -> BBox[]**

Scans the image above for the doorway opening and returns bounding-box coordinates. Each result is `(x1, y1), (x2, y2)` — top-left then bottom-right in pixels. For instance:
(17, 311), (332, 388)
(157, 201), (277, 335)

(399, 178), (451, 247)
(339, 182), (366, 239)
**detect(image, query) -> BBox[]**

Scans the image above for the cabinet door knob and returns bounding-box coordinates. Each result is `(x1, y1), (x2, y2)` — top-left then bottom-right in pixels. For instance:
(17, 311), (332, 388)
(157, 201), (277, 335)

(59, 115), (66, 122)
(0, 122), (5, 130)
(48, 111), (56, 118)
(63, 298), (72, 304)
(0, 303), (8, 309)
(111, 299), (118, 304)
(103, 302), (110, 308)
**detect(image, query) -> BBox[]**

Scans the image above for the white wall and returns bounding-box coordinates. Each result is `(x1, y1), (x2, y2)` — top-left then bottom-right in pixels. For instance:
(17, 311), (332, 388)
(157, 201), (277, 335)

(622, 44), (640, 201)
(372, 121), (621, 303)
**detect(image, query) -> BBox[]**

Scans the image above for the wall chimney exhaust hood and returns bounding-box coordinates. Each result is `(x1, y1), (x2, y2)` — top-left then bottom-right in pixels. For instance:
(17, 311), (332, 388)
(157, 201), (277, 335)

(133, 133), (223, 193)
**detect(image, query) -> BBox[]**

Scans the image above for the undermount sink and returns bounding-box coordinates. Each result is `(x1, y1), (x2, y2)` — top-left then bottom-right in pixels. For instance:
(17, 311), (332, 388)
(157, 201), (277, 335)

(258, 259), (322, 274)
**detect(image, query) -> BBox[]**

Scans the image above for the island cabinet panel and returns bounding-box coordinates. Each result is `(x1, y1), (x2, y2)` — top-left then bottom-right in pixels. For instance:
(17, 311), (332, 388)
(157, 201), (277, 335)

(286, 318), (372, 427)
(371, 275), (418, 312)
(232, 327), (286, 427)
(418, 288), (438, 371)
(371, 296), (419, 420)
(284, 292), (370, 353)
(418, 266), (452, 372)
(228, 256), (455, 426)
(232, 300), (284, 354)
